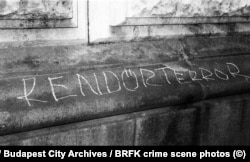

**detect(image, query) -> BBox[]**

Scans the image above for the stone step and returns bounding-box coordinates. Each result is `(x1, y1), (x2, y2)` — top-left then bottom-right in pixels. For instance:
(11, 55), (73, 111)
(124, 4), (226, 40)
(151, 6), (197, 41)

(124, 16), (250, 25)
(111, 23), (250, 39)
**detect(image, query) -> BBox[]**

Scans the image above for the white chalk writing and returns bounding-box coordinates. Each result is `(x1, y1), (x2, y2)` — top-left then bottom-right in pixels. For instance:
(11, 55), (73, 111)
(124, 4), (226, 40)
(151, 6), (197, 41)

(140, 68), (162, 87)
(48, 76), (77, 102)
(17, 62), (250, 106)
(199, 68), (215, 81)
(103, 71), (122, 94)
(17, 77), (47, 106)
(227, 63), (250, 79)
(122, 69), (139, 91)
(214, 68), (229, 80)
(77, 73), (100, 96)
(189, 71), (202, 81)
(155, 67), (172, 84)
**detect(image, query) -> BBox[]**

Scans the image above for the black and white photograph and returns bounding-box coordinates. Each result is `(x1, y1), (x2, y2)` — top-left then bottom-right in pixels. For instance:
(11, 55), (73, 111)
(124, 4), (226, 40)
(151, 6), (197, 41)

(0, 0), (249, 160)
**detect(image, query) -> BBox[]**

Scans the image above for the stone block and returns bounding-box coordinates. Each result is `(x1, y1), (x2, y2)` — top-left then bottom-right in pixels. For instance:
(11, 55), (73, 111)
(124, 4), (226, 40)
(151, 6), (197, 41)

(0, 0), (73, 19)
(135, 107), (197, 146)
(0, 117), (135, 146)
(195, 94), (250, 145)
(127, 0), (250, 17)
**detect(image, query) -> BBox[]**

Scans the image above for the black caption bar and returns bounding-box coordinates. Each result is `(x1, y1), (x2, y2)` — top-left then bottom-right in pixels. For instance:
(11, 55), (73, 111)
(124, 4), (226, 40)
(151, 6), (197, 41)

(0, 146), (249, 160)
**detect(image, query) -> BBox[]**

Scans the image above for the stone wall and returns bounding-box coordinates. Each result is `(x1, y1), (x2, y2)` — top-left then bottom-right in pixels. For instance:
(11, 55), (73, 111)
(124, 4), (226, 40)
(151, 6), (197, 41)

(0, 0), (73, 19)
(1, 93), (250, 146)
(1, 0), (250, 43)
(0, 0), (87, 43)
(1, 0), (250, 146)
(90, 0), (250, 43)
(127, 0), (250, 17)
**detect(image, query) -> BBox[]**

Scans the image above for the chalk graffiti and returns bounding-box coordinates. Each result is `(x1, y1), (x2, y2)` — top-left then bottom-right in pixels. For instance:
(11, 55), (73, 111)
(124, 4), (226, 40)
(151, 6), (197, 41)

(121, 69), (139, 91)
(17, 77), (47, 107)
(214, 68), (229, 80)
(77, 73), (99, 96)
(103, 71), (122, 94)
(227, 63), (250, 79)
(48, 76), (77, 102)
(17, 62), (250, 107)
(140, 68), (163, 87)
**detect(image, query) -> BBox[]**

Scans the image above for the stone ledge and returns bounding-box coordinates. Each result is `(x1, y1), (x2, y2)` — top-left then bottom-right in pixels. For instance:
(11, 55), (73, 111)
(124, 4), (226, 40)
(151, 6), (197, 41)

(124, 16), (250, 25)
(0, 93), (250, 145)
(1, 35), (250, 136)
(0, 54), (250, 136)
(1, 35), (250, 74)
(110, 23), (250, 41)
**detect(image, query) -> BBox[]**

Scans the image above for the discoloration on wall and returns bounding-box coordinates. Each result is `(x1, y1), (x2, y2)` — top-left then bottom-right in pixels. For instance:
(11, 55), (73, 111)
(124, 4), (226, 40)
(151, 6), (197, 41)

(0, 0), (73, 19)
(128, 0), (250, 17)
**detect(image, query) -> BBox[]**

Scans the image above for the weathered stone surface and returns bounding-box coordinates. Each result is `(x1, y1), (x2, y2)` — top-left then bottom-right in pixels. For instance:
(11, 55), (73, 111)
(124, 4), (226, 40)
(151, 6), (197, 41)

(89, 0), (250, 43)
(134, 93), (250, 146)
(111, 23), (250, 40)
(194, 95), (250, 145)
(0, 116), (135, 145)
(1, 36), (250, 136)
(1, 54), (250, 136)
(128, 0), (250, 17)
(0, 92), (250, 145)
(2, 35), (250, 74)
(0, 0), (73, 19)
(125, 17), (250, 25)
(135, 108), (197, 145)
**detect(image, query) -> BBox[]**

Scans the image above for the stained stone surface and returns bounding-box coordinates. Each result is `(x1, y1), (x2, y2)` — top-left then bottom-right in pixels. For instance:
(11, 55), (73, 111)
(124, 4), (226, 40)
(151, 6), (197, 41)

(127, 0), (250, 17)
(0, 0), (73, 19)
